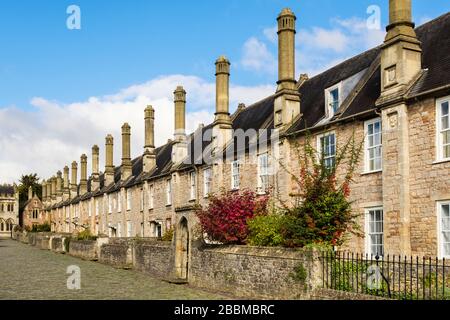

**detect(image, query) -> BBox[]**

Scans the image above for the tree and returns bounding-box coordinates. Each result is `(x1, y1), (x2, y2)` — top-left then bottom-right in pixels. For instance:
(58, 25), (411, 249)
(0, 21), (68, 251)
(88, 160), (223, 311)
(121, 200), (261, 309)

(17, 173), (42, 207)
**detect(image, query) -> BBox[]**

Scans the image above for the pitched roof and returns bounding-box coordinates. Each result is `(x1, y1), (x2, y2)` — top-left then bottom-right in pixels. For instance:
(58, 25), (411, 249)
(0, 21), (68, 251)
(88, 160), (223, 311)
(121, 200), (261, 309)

(0, 185), (15, 196)
(52, 12), (449, 208)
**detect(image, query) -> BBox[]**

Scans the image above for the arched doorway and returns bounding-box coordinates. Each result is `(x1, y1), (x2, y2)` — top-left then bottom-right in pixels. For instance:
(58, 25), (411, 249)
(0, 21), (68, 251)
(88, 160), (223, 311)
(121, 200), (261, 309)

(175, 217), (189, 280)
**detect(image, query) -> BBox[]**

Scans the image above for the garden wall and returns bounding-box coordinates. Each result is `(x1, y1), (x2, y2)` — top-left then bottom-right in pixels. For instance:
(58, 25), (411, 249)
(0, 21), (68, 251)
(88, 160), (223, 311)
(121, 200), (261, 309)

(99, 243), (129, 268)
(189, 245), (322, 299)
(69, 240), (98, 261)
(134, 241), (174, 279)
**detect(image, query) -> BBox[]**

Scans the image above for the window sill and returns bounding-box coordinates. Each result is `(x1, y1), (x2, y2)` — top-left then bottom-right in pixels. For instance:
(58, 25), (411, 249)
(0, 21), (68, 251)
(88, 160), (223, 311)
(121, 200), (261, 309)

(433, 159), (450, 165)
(188, 199), (197, 203)
(166, 204), (172, 207)
(360, 170), (382, 176)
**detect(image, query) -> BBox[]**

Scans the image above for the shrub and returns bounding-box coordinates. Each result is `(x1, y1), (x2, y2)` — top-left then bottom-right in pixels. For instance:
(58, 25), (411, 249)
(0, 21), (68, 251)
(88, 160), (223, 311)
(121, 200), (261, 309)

(161, 227), (174, 242)
(279, 132), (364, 248)
(247, 213), (285, 247)
(31, 222), (51, 233)
(76, 229), (97, 241)
(195, 189), (269, 245)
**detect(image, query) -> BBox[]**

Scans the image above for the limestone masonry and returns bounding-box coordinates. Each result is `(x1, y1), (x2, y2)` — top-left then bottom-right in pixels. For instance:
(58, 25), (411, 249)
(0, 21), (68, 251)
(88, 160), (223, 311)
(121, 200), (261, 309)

(35, 0), (449, 277)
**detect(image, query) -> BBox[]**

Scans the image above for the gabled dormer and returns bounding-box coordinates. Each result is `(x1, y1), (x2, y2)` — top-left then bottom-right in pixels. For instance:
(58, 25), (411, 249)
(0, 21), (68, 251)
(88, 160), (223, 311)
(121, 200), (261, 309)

(325, 82), (342, 119)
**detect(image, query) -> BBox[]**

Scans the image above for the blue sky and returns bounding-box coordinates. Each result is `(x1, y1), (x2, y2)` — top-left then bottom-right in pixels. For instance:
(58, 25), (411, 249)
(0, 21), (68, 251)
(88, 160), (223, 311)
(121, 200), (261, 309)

(0, 0), (448, 183)
(0, 0), (447, 109)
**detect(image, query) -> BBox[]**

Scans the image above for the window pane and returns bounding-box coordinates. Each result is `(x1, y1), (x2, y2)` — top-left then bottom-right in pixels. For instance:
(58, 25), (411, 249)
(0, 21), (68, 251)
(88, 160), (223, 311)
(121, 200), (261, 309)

(442, 102), (449, 116)
(444, 244), (450, 257)
(442, 117), (449, 130)
(442, 205), (450, 218)
(443, 232), (450, 243)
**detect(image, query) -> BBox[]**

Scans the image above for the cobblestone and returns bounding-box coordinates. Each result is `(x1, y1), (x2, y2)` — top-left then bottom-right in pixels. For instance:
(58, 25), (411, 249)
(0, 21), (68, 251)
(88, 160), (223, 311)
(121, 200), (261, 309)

(0, 239), (228, 300)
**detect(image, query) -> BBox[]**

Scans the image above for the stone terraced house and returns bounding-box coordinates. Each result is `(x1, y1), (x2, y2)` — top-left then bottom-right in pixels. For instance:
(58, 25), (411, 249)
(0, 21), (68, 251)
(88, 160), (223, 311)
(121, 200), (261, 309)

(43, 1), (450, 259)
(0, 184), (18, 238)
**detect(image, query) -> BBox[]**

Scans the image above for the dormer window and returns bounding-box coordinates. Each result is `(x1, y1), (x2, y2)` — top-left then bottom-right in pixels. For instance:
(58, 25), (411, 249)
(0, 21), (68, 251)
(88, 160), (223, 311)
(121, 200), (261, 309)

(325, 83), (341, 118)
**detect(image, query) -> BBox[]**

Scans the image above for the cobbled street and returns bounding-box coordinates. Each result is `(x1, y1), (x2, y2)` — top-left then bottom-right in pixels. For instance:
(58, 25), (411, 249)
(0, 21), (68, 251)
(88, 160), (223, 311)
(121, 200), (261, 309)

(0, 239), (228, 300)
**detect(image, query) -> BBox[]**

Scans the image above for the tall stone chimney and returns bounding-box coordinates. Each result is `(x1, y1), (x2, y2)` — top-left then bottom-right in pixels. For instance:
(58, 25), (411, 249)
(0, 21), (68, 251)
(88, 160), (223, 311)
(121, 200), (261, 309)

(71, 161), (78, 198)
(212, 56), (233, 155)
(51, 176), (57, 202)
(63, 166), (70, 200)
(42, 180), (47, 203)
(56, 170), (63, 202)
(91, 145), (100, 191)
(47, 180), (52, 203)
(378, 0), (422, 103)
(80, 154), (88, 195)
(105, 135), (115, 187)
(143, 106), (157, 172)
(28, 185), (33, 200)
(214, 56), (232, 127)
(121, 123), (132, 181)
(375, 0), (420, 257)
(274, 8), (301, 130)
(172, 87), (189, 164)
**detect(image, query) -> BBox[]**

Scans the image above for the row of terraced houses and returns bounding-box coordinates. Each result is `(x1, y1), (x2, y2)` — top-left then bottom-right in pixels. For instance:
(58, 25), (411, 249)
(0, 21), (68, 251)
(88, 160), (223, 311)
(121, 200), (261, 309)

(39, 1), (450, 258)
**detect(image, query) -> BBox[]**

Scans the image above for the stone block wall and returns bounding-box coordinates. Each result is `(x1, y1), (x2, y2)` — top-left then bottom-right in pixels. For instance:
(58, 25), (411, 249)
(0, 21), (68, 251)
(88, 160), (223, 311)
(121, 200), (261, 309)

(189, 245), (322, 300)
(134, 241), (174, 279)
(99, 243), (129, 268)
(69, 240), (98, 261)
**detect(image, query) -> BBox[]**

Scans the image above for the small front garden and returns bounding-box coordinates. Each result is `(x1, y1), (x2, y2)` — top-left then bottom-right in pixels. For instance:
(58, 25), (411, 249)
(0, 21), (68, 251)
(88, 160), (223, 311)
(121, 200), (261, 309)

(195, 132), (364, 249)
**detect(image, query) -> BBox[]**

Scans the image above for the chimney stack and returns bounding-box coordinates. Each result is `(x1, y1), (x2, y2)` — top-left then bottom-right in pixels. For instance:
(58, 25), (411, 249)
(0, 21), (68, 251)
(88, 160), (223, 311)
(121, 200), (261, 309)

(143, 106), (156, 172)
(28, 185), (33, 200)
(274, 8), (301, 129)
(105, 135), (115, 186)
(71, 161), (78, 198)
(91, 145), (100, 191)
(214, 56), (232, 127)
(174, 87), (186, 140)
(56, 171), (63, 201)
(51, 177), (57, 202)
(121, 123), (132, 181)
(42, 180), (47, 203)
(172, 87), (189, 164)
(378, 0), (421, 101)
(63, 166), (70, 200)
(47, 180), (52, 203)
(80, 154), (88, 195)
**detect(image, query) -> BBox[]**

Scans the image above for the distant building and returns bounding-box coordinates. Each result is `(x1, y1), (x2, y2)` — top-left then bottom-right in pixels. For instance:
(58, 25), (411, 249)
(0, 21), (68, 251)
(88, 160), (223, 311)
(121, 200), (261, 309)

(21, 186), (45, 229)
(0, 184), (19, 238)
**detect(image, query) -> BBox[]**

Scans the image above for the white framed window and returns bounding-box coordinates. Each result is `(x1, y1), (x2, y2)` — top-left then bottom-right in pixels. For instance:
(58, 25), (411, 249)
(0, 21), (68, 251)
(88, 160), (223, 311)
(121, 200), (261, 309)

(231, 161), (240, 190)
(317, 132), (336, 169)
(126, 189), (131, 211)
(117, 192), (122, 212)
(437, 96), (450, 161)
(257, 153), (269, 194)
(189, 171), (196, 200)
(140, 188), (144, 211)
(148, 184), (154, 210)
(365, 207), (384, 257)
(166, 179), (172, 206)
(203, 168), (212, 197)
(127, 221), (133, 238)
(325, 83), (341, 118)
(365, 118), (382, 172)
(107, 194), (112, 214)
(438, 201), (450, 259)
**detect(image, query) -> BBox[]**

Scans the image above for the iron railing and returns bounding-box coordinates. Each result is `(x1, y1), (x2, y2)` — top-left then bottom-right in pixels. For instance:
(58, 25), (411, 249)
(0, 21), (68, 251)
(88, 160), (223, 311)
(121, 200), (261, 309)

(322, 251), (450, 300)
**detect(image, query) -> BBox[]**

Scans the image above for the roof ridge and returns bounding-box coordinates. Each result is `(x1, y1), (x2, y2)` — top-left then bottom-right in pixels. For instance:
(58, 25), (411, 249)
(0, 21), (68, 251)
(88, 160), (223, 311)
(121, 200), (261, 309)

(415, 11), (450, 31)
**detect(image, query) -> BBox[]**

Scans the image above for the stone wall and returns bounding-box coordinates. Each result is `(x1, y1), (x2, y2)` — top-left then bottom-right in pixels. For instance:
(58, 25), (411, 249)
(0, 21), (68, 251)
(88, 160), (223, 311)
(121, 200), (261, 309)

(69, 240), (98, 261)
(189, 245), (322, 300)
(134, 241), (174, 279)
(99, 243), (129, 268)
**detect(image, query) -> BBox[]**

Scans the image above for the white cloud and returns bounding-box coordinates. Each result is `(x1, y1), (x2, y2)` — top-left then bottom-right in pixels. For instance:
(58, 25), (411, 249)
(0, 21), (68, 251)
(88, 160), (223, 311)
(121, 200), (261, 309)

(0, 75), (273, 184)
(240, 37), (277, 75)
(241, 16), (386, 77)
